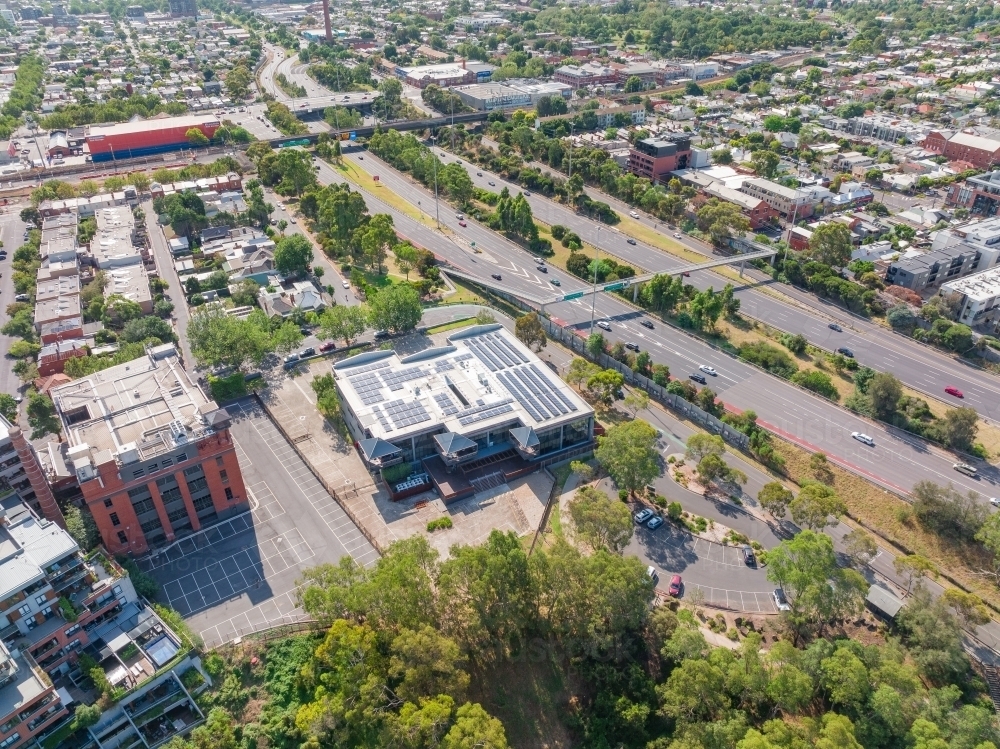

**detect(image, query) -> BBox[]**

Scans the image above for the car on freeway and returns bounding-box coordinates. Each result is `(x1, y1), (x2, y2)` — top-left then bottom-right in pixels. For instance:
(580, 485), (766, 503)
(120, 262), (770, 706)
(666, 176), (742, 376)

(954, 463), (979, 477)
(488, 181), (495, 186)
(945, 386), (964, 398)
(851, 432), (875, 446)
(630, 211), (640, 218)
(456, 213), (464, 220)
(359, 155), (363, 160)
(458, 220), (467, 227)
(681, 271), (691, 277)
(647, 516), (664, 530)
(550, 278), (561, 286)
(828, 323), (842, 332)
(596, 320), (612, 331)
(668, 575), (683, 597)
(990, 498), (1000, 507)
(773, 589), (791, 612)
(319, 341), (337, 353)
(299, 347), (316, 358)
(342, 280), (350, 289)
(647, 566), (658, 581)
(699, 365), (717, 376)
(283, 353), (300, 366)
(836, 347), (854, 358)
(673, 232), (682, 238)
(625, 342), (639, 351)
(627, 238), (637, 245)
(491, 273), (502, 281)
(742, 545), (756, 566)
(537, 264), (547, 273)
(689, 373), (707, 384)
(634, 508), (654, 524)
(640, 319), (654, 329)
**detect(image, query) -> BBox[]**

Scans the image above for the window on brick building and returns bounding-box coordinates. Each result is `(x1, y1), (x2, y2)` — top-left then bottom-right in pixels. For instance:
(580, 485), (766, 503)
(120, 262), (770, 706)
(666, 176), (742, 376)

(216, 456), (224, 467)
(225, 488), (234, 501)
(104, 498), (113, 508)
(17, 604), (30, 616)
(117, 531), (128, 544)
(220, 470), (228, 484)
(167, 507), (189, 523)
(110, 512), (120, 526)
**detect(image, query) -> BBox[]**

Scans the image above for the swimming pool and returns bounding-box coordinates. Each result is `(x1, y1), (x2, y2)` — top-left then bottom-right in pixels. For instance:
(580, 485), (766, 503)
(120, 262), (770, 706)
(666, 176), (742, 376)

(145, 636), (180, 667)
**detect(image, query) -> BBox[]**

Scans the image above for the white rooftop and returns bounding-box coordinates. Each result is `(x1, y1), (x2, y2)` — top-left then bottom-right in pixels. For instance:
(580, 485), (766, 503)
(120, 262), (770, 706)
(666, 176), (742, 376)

(941, 265), (1000, 301)
(335, 325), (592, 442)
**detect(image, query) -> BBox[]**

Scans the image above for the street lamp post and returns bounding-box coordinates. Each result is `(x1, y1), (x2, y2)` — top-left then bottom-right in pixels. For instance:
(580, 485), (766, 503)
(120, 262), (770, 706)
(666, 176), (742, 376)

(590, 226), (601, 334)
(568, 124), (575, 180)
(430, 135), (440, 229)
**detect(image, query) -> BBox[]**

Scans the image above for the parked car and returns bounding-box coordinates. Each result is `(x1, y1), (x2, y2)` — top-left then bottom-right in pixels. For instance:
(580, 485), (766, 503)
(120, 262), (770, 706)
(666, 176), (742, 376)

(742, 545), (756, 566)
(772, 588), (791, 611)
(647, 566), (658, 580)
(319, 341), (336, 353)
(523, 191), (531, 196)
(836, 347), (854, 358)
(954, 462), (979, 477)
(374, 330), (390, 339)
(625, 342), (639, 351)
(283, 353), (300, 366)
(634, 508), (654, 524)
(689, 373), (707, 384)
(596, 320), (612, 331)
(945, 386), (964, 398)
(342, 280), (350, 289)
(647, 516), (664, 530)
(668, 575), (683, 596)
(990, 498), (1000, 507)
(640, 319), (654, 329)
(851, 432), (874, 446)
(299, 347), (316, 358)
(476, 172), (482, 176)
(14, 294), (28, 302)
(828, 323), (842, 332)
(699, 365), (717, 376)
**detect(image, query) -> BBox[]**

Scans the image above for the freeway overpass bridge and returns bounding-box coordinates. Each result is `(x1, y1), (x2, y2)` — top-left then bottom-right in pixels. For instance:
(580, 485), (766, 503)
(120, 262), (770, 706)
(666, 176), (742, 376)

(268, 111), (490, 146)
(284, 93), (381, 116)
(441, 245), (779, 309)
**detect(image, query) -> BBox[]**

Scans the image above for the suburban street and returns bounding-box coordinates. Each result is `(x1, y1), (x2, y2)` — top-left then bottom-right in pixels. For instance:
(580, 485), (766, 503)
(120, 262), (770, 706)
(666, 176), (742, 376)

(318, 146), (999, 506)
(0, 210), (27, 403)
(427, 144), (1000, 425)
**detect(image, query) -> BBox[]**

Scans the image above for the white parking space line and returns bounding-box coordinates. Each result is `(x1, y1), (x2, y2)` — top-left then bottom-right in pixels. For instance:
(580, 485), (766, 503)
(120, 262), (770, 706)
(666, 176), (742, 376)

(199, 588), (309, 649)
(230, 403), (377, 564)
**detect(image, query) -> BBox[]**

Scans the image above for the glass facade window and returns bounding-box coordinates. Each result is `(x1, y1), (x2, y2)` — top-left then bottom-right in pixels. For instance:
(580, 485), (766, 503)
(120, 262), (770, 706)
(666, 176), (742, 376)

(537, 426), (563, 456)
(563, 417), (592, 448)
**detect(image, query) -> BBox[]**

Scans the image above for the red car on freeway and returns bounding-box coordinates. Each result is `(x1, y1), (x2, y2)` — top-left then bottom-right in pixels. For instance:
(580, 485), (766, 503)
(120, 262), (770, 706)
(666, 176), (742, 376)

(945, 386), (964, 398)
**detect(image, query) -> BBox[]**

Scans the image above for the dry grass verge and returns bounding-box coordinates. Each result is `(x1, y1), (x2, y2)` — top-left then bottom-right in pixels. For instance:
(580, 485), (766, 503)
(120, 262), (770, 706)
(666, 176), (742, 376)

(772, 438), (1000, 609)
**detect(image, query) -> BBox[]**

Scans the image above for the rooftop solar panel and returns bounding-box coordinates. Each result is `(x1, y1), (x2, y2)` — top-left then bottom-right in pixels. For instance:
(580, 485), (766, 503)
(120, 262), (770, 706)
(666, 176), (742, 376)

(497, 371), (546, 422)
(489, 334), (528, 364)
(520, 367), (567, 415)
(529, 364), (578, 412)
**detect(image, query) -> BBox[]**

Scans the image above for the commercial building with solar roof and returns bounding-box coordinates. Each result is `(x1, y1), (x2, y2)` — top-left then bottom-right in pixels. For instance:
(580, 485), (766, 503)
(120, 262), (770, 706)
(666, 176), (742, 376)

(335, 324), (594, 502)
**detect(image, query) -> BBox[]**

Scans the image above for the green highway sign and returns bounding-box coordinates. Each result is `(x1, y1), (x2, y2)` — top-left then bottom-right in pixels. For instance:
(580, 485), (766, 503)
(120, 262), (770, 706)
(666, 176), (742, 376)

(562, 291), (584, 301)
(603, 281), (628, 291)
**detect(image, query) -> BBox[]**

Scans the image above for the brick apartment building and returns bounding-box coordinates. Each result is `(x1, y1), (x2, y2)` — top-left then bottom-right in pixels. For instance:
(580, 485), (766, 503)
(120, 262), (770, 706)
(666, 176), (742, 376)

(628, 135), (692, 183)
(923, 130), (1000, 169)
(947, 169), (1000, 216)
(49, 344), (248, 555)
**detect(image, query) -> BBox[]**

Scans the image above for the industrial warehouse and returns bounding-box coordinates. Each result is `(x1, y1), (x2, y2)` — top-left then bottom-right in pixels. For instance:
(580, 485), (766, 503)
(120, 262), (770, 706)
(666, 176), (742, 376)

(84, 115), (220, 161)
(337, 324), (594, 503)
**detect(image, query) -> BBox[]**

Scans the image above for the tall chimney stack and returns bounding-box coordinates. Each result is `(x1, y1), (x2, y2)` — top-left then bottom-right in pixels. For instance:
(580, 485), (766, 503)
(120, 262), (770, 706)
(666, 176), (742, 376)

(9, 426), (65, 529)
(322, 0), (332, 44)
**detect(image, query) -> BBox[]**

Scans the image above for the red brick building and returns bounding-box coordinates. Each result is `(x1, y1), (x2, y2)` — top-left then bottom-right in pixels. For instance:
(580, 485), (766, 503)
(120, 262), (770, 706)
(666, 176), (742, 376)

(628, 135), (692, 183)
(923, 130), (1000, 169)
(50, 345), (248, 555)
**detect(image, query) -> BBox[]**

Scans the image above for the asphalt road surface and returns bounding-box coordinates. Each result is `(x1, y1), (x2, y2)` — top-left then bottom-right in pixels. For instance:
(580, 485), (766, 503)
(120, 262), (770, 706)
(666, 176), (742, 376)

(428, 145), (1000, 425)
(326, 147), (999, 505)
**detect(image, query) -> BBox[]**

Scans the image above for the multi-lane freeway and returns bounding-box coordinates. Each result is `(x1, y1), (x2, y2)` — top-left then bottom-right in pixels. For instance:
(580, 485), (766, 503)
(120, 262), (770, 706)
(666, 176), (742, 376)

(314, 145), (999, 506)
(425, 144), (1000, 425)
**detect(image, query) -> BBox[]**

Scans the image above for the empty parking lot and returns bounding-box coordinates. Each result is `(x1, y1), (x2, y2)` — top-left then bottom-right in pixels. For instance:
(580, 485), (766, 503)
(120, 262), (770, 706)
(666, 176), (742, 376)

(140, 398), (378, 648)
